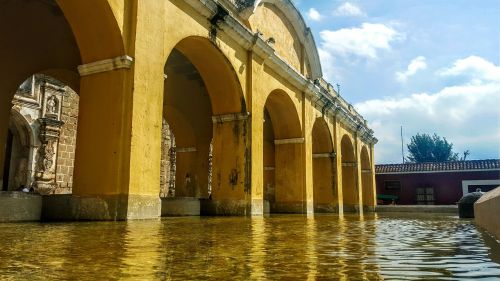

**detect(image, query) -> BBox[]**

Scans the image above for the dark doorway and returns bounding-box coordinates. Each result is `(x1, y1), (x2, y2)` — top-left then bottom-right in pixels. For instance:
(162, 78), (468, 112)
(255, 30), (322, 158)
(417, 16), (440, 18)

(2, 129), (13, 191)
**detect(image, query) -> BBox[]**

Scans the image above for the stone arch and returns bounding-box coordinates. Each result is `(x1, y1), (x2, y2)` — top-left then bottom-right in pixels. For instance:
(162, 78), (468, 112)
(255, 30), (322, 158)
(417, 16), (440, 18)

(245, 0), (322, 79)
(162, 36), (249, 214)
(0, 0), (127, 200)
(311, 118), (336, 213)
(3, 109), (35, 191)
(166, 36), (246, 115)
(360, 146), (375, 210)
(341, 134), (358, 212)
(264, 89), (305, 213)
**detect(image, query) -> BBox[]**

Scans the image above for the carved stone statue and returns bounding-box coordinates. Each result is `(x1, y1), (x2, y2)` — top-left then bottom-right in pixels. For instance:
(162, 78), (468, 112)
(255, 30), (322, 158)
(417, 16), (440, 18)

(46, 95), (58, 116)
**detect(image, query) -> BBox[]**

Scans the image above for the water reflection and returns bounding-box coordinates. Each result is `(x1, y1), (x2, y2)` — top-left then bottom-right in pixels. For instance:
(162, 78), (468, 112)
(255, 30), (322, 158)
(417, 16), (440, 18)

(0, 214), (498, 280)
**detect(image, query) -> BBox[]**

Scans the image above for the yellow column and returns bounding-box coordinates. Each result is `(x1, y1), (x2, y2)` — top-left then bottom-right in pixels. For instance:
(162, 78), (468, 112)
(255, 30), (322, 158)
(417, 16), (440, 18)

(355, 135), (364, 215)
(333, 116), (344, 215)
(210, 114), (251, 215)
(251, 107), (265, 215)
(55, 0), (165, 220)
(303, 96), (314, 215)
(274, 140), (305, 213)
(120, 0), (165, 218)
(249, 51), (264, 216)
(370, 143), (377, 209)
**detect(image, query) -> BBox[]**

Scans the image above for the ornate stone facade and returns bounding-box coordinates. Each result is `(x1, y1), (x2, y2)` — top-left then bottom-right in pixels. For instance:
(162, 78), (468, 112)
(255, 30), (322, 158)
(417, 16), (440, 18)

(3, 75), (78, 194)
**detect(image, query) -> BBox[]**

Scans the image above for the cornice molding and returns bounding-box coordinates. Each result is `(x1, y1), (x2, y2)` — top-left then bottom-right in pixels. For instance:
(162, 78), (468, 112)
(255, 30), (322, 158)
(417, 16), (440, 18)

(184, 0), (378, 145)
(274, 138), (304, 145)
(77, 55), (134, 77)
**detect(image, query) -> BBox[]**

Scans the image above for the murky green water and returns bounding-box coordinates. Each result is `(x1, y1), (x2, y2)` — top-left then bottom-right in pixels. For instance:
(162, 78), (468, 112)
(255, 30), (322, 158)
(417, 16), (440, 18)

(0, 214), (499, 280)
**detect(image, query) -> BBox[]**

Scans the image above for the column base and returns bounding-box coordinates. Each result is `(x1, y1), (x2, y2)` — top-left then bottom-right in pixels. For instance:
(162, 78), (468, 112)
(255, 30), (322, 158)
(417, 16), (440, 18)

(200, 199), (251, 216)
(161, 197), (200, 216)
(343, 204), (361, 213)
(42, 194), (160, 221)
(0, 191), (42, 222)
(314, 203), (339, 213)
(271, 201), (307, 214)
(363, 205), (376, 212)
(251, 199), (265, 216)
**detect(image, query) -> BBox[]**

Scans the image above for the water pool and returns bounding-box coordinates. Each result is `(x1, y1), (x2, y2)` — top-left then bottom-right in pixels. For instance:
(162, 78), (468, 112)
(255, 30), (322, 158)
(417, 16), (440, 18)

(0, 213), (498, 280)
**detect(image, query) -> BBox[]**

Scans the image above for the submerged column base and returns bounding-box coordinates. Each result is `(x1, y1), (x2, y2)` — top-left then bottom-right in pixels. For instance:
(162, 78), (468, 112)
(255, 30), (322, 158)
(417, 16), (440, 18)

(314, 203), (339, 213)
(42, 194), (161, 221)
(200, 199), (251, 216)
(161, 197), (200, 216)
(271, 201), (308, 214)
(343, 204), (361, 213)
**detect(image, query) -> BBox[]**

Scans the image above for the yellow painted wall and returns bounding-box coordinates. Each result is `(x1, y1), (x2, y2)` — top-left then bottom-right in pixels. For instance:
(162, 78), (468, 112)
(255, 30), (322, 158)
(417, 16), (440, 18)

(0, 0), (378, 217)
(249, 4), (302, 74)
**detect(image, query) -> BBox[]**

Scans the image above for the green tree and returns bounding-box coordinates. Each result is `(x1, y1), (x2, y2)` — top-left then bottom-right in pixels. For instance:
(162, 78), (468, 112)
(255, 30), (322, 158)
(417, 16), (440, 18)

(406, 133), (459, 163)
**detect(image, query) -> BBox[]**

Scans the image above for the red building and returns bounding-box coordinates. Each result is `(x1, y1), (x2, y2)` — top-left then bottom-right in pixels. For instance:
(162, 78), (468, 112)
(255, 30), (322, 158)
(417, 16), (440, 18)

(375, 159), (500, 205)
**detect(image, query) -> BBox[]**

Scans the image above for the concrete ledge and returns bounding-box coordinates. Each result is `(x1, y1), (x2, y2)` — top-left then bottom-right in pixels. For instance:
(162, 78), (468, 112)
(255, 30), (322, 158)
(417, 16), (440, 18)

(271, 202), (307, 214)
(161, 197), (200, 216)
(376, 205), (457, 213)
(314, 203), (338, 213)
(200, 199), (250, 216)
(42, 194), (160, 221)
(0, 192), (42, 222)
(474, 187), (500, 241)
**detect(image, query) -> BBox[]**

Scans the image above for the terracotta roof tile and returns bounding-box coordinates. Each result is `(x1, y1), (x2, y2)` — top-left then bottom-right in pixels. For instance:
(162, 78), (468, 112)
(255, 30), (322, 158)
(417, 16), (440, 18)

(376, 159), (500, 174)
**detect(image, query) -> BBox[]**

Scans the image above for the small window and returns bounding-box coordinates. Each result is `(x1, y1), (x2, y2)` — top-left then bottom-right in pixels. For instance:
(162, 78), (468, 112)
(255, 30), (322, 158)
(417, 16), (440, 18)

(385, 180), (401, 190)
(417, 187), (435, 205)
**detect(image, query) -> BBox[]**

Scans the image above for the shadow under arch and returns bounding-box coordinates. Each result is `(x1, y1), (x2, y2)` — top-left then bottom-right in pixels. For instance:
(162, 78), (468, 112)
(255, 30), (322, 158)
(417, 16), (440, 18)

(360, 146), (375, 211)
(166, 36), (246, 115)
(341, 134), (358, 212)
(162, 36), (250, 214)
(263, 89), (305, 213)
(3, 109), (36, 191)
(311, 118), (337, 213)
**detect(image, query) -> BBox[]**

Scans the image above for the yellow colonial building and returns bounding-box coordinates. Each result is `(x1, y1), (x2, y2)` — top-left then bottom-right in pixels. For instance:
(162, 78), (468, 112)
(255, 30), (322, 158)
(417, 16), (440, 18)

(0, 0), (377, 220)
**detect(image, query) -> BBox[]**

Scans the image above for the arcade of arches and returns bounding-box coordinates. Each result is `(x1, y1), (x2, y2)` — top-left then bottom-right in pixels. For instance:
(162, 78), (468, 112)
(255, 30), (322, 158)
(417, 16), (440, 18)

(0, 0), (377, 220)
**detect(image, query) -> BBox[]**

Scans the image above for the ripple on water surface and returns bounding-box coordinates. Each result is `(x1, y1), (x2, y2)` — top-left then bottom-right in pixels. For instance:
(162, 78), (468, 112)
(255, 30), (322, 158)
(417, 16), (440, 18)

(0, 213), (498, 280)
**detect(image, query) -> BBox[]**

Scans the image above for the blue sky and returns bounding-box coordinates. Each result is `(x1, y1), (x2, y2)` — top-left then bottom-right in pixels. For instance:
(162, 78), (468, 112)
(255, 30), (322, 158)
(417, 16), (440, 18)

(292, 0), (500, 163)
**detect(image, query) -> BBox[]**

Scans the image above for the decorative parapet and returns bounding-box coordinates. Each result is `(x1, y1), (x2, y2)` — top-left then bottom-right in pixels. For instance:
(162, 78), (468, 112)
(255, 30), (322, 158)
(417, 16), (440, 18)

(184, 0), (377, 145)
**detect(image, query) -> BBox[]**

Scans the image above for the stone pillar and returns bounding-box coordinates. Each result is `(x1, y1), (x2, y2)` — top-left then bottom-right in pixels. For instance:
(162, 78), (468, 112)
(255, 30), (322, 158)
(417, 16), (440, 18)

(313, 152), (337, 213)
(303, 100), (314, 216)
(370, 144), (377, 208)
(273, 138), (306, 213)
(355, 135), (364, 215)
(33, 117), (63, 194)
(333, 117), (344, 215)
(205, 113), (250, 215)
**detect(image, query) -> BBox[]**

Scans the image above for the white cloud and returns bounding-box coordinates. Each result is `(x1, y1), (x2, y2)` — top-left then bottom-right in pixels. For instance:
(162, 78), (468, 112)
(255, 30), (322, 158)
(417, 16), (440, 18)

(307, 8), (323, 21)
(334, 2), (365, 17)
(355, 56), (500, 163)
(396, 56), (427, 82)
(439, 55), (500, 82)
(319, 23), (401, 60)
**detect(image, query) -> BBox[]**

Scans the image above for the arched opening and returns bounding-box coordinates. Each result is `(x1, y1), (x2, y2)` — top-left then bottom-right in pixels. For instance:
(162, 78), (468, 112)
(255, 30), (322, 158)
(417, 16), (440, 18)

(341, 135), (358, 212)
(263, 89), (304, 213)
(162, 37), (248, 215)
(2, 75), (79, 195)
(361, 146), (375, 211)
(0, 1), (80, 188)
(3, 111), (32, 191)
(0, 1), (158, 221)
(311, 118), (336, 213)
